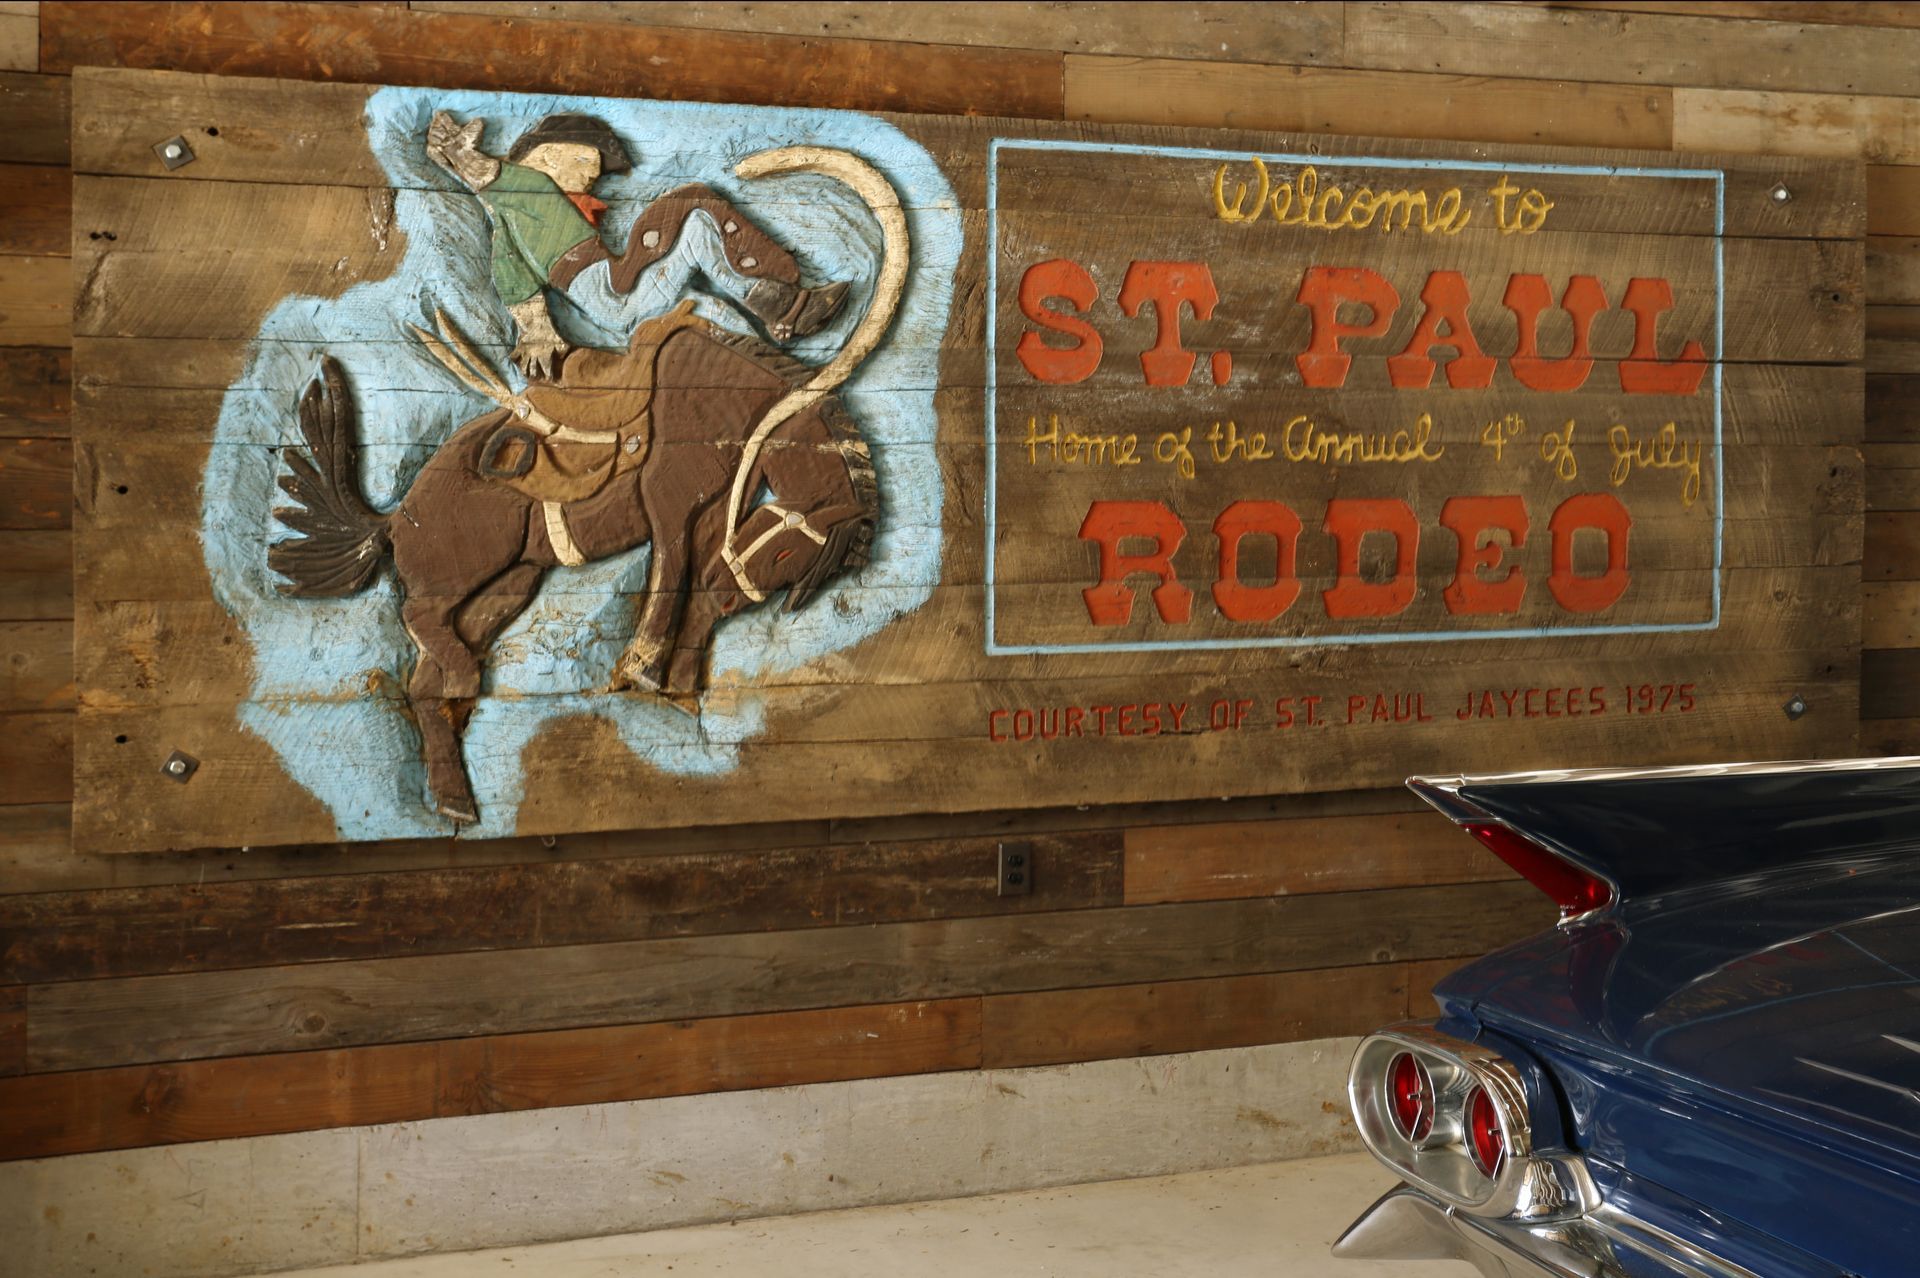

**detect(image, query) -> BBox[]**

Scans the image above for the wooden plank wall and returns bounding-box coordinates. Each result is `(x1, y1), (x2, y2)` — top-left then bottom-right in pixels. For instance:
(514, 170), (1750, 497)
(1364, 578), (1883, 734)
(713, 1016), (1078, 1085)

(0, 0), (1909, 1163)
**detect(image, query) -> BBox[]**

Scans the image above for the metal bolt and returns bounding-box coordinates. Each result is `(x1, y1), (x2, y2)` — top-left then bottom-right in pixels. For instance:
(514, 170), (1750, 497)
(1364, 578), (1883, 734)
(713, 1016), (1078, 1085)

(167, 759), (187, 775)
(152, 135), (196, 170)
(1783, 695), (1808, 720)
(160, 749), (200, 783)
(1771, 183), (1792, 204)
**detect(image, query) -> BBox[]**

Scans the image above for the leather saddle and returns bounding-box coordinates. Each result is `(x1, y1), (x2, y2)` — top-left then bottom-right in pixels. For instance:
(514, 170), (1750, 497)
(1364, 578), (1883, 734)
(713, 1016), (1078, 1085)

(476, 300), (712, 505)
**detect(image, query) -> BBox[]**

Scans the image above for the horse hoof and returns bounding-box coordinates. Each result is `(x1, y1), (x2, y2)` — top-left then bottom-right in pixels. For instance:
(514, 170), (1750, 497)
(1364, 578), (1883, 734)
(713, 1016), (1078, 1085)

(436, 797), (479, 824)
(610, 653), (667, 694)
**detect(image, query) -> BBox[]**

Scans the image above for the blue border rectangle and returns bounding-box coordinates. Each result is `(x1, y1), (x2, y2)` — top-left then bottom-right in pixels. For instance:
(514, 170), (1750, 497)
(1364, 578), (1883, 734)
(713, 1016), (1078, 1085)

(983, 138), (1725, 657)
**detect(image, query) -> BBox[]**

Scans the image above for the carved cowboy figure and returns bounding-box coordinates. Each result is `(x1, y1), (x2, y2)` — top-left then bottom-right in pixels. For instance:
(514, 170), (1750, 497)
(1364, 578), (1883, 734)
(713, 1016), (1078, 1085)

(425, 111), (851, 377)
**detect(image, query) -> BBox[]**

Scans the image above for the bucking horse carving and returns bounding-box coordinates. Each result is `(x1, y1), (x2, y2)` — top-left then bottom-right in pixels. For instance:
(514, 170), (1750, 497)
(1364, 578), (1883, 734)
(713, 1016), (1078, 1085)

(266, 124), (907, 824)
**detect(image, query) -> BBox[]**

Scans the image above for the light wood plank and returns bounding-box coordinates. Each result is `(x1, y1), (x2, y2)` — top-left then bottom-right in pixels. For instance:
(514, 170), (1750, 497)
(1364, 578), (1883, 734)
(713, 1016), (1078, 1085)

(1676, 87), (1920, 164)
(1345, 1), (1920, 97)
(1067, 54), (1673, 151)
(0, 255), (69, 347)
(0, 619), (70, 713)
(1502, 2), (1920, 31)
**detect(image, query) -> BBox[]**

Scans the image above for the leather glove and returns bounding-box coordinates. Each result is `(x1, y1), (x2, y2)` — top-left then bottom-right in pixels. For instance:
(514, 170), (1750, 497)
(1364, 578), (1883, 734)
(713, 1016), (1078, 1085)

(427, 111), (501, 191)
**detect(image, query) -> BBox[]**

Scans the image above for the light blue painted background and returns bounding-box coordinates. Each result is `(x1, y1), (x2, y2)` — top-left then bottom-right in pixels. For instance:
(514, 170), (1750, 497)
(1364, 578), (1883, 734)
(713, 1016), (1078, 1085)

(203, 87), (960, 841)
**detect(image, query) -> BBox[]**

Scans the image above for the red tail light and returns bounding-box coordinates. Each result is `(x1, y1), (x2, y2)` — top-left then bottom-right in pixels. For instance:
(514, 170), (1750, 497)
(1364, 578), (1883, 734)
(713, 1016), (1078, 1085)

(1462, 822), (1613, 920)
(1466, 1085), (1505, 1176)
(1387, 1052), (1433, 1142)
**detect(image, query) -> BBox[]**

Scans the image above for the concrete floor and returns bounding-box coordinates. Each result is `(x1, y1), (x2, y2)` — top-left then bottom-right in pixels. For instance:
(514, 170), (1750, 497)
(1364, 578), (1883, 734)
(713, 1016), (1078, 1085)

(278, 1154), (1470, 1277)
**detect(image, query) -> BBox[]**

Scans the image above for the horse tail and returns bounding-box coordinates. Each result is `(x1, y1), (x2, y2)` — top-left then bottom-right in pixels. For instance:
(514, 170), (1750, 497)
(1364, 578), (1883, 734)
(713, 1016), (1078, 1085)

(721, 145), (910, 556)
(268, 357), (392, 597)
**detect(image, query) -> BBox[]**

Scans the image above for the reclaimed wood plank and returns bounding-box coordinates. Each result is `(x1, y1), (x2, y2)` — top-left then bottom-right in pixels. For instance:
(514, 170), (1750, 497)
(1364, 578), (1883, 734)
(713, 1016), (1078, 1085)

(0, 831), (1123, 983)
(433, 998), (981, 1118)
(0, 530), (68, 619)
(1865, 513), (1920, 581)
(1404, 955), (1469, 1016)
(40, 1), (1065, 119)
(1123, 811), (1514, 904)
(0, 1039), (440, 1160)
(1869, 167), (1920, 237)
(0, 998), (979, 1160)
(1065, 54), (1674, 151)
(1862, 715), (1920, 753)
(1862, 647), (1920, 718)
(409, 0), (1346, 65)
(0, 70), (65, 165)
(0, 619), (71, 713)
(1868, 443), (1920, 510)
(0, 710), (68, 804)
(1675, 87), (1920, 165)
(0, 11), (33, 74)
(1344, 1), (1920, 97)
(1870, 305), (1920, 374)
(0, 254), (69, 347)
(72, 654), (1861, 856)
(0, 165), (67, 257)
(1505, 2), (1920, 30)
(0, 987), (21, 1077)
(1870, 238), (1920, 306)
(21, 881), (1549, 1069)
(1867, 375), (1919, 442)
(0, 349), (69, 437)
(1864, 582), (1920, 649)
(979, 962), (1420, 1069)
(68, 68), (1859, 242)
(0, 437), (69, 529)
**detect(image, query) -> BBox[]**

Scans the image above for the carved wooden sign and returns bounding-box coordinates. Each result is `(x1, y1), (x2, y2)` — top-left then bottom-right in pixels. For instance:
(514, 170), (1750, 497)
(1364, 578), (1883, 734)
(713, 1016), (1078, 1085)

(71, 69), (1865, 852)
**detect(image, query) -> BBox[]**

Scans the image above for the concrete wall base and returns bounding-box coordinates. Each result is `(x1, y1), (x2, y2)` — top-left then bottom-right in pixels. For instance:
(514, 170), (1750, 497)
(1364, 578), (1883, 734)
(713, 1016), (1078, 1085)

(0, 1037), (1361, 1277)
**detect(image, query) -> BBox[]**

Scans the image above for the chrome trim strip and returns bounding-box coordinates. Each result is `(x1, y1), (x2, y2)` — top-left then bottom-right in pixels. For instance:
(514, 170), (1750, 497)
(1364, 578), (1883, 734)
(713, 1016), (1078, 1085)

(1335, 1186), (1765, 1278)
(1411, 755), (1920, 795)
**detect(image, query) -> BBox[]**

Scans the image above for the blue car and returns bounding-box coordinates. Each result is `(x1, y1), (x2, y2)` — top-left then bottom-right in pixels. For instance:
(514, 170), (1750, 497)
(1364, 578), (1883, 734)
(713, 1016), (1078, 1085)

(1336, 759), (1920, 1278)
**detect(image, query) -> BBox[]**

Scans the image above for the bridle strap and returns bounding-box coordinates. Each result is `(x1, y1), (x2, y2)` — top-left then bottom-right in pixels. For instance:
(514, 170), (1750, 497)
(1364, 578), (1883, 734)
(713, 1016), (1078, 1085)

(723, 503), (828, 603)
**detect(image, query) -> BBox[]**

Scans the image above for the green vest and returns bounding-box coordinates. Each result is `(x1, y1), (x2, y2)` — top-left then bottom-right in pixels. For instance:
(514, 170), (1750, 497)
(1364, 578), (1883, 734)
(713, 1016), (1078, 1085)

(477, 162), (598, 305)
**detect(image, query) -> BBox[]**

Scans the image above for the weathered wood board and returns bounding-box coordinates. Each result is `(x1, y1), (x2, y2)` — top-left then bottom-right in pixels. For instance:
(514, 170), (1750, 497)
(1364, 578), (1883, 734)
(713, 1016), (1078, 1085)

(70, 67), (1866, 852)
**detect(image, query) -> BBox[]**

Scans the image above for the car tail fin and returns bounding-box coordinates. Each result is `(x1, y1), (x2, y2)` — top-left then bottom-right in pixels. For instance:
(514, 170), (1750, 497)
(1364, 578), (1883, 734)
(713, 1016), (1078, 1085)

(1410, 758), (1920, 919)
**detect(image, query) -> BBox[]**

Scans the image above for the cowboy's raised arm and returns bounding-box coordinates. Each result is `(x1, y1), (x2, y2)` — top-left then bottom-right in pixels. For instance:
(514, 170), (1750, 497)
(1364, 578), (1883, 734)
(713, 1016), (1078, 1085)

(427, 111), (500, 191)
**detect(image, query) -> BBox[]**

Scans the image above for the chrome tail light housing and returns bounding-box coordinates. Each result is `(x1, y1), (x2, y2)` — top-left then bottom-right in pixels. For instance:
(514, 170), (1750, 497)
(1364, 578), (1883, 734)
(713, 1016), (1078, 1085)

(1349, 1024), (1594, 1221)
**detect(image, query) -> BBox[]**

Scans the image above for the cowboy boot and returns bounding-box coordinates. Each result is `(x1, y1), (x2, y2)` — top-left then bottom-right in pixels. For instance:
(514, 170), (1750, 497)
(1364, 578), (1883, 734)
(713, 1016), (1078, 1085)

(744, 279), (852, 343)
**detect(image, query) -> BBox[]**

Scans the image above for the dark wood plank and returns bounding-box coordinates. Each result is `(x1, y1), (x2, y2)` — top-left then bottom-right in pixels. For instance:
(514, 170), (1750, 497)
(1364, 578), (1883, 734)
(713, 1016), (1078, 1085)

(1863, 648), (1920, 720)
(980, 963), (1413, 1068)
(0, 998), (979, 1160)
(1865, 513), (1920, 582)
(434, 998), (980, 1117)
(40, 1), (1065, 119)
(1404, 956), (1470, 1017)
(0, 349), (70, 437)
(0, 531), (69, 620)
(1871, 305), (1920, 374)
(0, 711), (69, 804)
(0, 831), (1124, 983)
(0, 1040), (439, 1160)
(1511, 1), (1920, 29)
(1125, 812), (1517, 904)
(1867, 375), (1919, 443)
(0, 165), (69, 258)
(0, 987), (22, 1078)
(0, 437), (70, 529)
(0, 620), (72, 713)
(22, 881), (1550, 1070)
(1862, 716), (1920, 755)
(0, 72), (69, 166)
